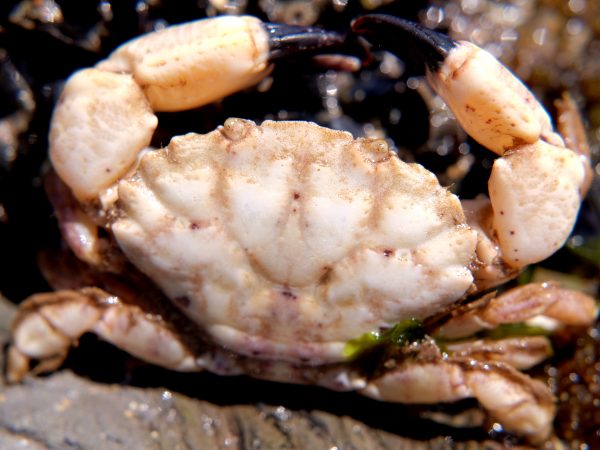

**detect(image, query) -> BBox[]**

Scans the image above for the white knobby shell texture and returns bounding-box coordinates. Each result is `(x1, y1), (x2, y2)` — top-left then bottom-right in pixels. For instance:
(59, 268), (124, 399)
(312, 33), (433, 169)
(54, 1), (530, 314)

(112, 120), (477, 364)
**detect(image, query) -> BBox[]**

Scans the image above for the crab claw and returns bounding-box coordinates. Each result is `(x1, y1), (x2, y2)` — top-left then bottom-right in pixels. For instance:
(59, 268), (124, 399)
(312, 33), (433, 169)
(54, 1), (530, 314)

(51, 16), (348, 202)
(95, 16), (347, 113)
(264, 22), (347, 61)
(351, 14), (456, 72)
(353, 15), (590, 271)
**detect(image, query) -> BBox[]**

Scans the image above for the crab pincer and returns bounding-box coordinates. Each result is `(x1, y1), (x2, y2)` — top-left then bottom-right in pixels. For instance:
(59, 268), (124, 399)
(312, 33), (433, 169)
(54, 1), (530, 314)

(353, 14), (591, 273)
(50, 16), (349, 201)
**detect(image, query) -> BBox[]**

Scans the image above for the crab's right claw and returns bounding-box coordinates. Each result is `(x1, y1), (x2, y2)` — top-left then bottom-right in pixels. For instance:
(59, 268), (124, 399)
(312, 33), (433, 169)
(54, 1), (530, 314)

(97, 16), (347, 112)
(353, 15), (591, 270)
(50, 16), (348, 203)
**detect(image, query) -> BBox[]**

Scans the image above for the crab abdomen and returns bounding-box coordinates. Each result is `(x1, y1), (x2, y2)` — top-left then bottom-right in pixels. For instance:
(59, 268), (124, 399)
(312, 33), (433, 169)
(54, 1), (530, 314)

(112, 119), (477, 363)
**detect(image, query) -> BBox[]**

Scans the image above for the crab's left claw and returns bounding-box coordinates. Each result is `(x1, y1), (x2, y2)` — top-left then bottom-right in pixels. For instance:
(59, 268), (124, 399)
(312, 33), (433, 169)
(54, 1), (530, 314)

(353, 15), (592, 272)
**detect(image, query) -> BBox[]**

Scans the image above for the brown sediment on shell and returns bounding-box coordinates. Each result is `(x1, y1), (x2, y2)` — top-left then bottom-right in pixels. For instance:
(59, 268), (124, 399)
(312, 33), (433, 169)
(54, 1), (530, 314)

(111, 119), (477, 363)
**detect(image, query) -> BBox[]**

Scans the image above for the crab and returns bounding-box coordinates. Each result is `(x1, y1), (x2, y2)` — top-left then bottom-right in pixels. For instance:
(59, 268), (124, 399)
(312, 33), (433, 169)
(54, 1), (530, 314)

(6, 14), (598, 444)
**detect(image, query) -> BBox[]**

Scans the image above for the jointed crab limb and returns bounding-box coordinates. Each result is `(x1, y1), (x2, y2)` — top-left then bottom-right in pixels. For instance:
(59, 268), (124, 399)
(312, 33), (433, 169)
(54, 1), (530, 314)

(50, 15), (347, 202)
(460, 198), (517, 290)
(44, 170), (109, 268)
(359, 341), (555, 444)
(555, 92), (594, 195)
(6, 288), (557, 444)
(487, 141), (584, 268)
(444, 336), (553, 370)
(434, 282), (598, 341)
(353, 15), (590, 273)
(8, 288), (198, 382)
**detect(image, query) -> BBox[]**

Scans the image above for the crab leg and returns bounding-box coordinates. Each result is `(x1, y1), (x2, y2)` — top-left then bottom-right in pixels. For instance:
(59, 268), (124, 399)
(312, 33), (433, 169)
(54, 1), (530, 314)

(6, 287), (556, 444)
(50, 15), (346, 202)
(8, 288), (200, 382)
(442, 336), (553, 370)
(434, 282), (598, 340)
(359, 340), (555, 444)
(200, 336), (556, 444)
(352, 16), (591, 273)
(6, 283), (367, 392)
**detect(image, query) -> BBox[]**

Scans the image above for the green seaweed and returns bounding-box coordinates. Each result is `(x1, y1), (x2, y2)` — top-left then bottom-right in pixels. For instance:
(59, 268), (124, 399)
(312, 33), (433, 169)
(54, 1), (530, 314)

(343, 318), (423, 360)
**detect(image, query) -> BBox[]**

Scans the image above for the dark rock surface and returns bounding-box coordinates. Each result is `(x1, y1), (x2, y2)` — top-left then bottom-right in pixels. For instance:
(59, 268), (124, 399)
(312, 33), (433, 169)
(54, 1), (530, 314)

(0, 371), (460, 450)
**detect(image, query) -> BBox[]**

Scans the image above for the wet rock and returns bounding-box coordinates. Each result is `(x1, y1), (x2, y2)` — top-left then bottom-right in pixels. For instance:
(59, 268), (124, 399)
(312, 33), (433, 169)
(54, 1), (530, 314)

(0, 369), (485, 450)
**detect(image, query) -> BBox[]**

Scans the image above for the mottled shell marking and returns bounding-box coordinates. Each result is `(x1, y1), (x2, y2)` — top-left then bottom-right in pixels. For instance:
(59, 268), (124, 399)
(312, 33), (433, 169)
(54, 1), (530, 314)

(112, 119), (477, 363)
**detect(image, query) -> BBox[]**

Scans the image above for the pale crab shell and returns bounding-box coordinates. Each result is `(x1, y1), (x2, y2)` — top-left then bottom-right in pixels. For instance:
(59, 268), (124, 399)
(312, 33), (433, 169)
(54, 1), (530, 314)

(112, 119), (478, 364)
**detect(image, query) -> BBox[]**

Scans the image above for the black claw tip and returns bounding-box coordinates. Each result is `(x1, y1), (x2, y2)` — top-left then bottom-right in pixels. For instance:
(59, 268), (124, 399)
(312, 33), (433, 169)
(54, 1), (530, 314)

(264, 22), (347, 61)
(351, 14), (457, 72)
